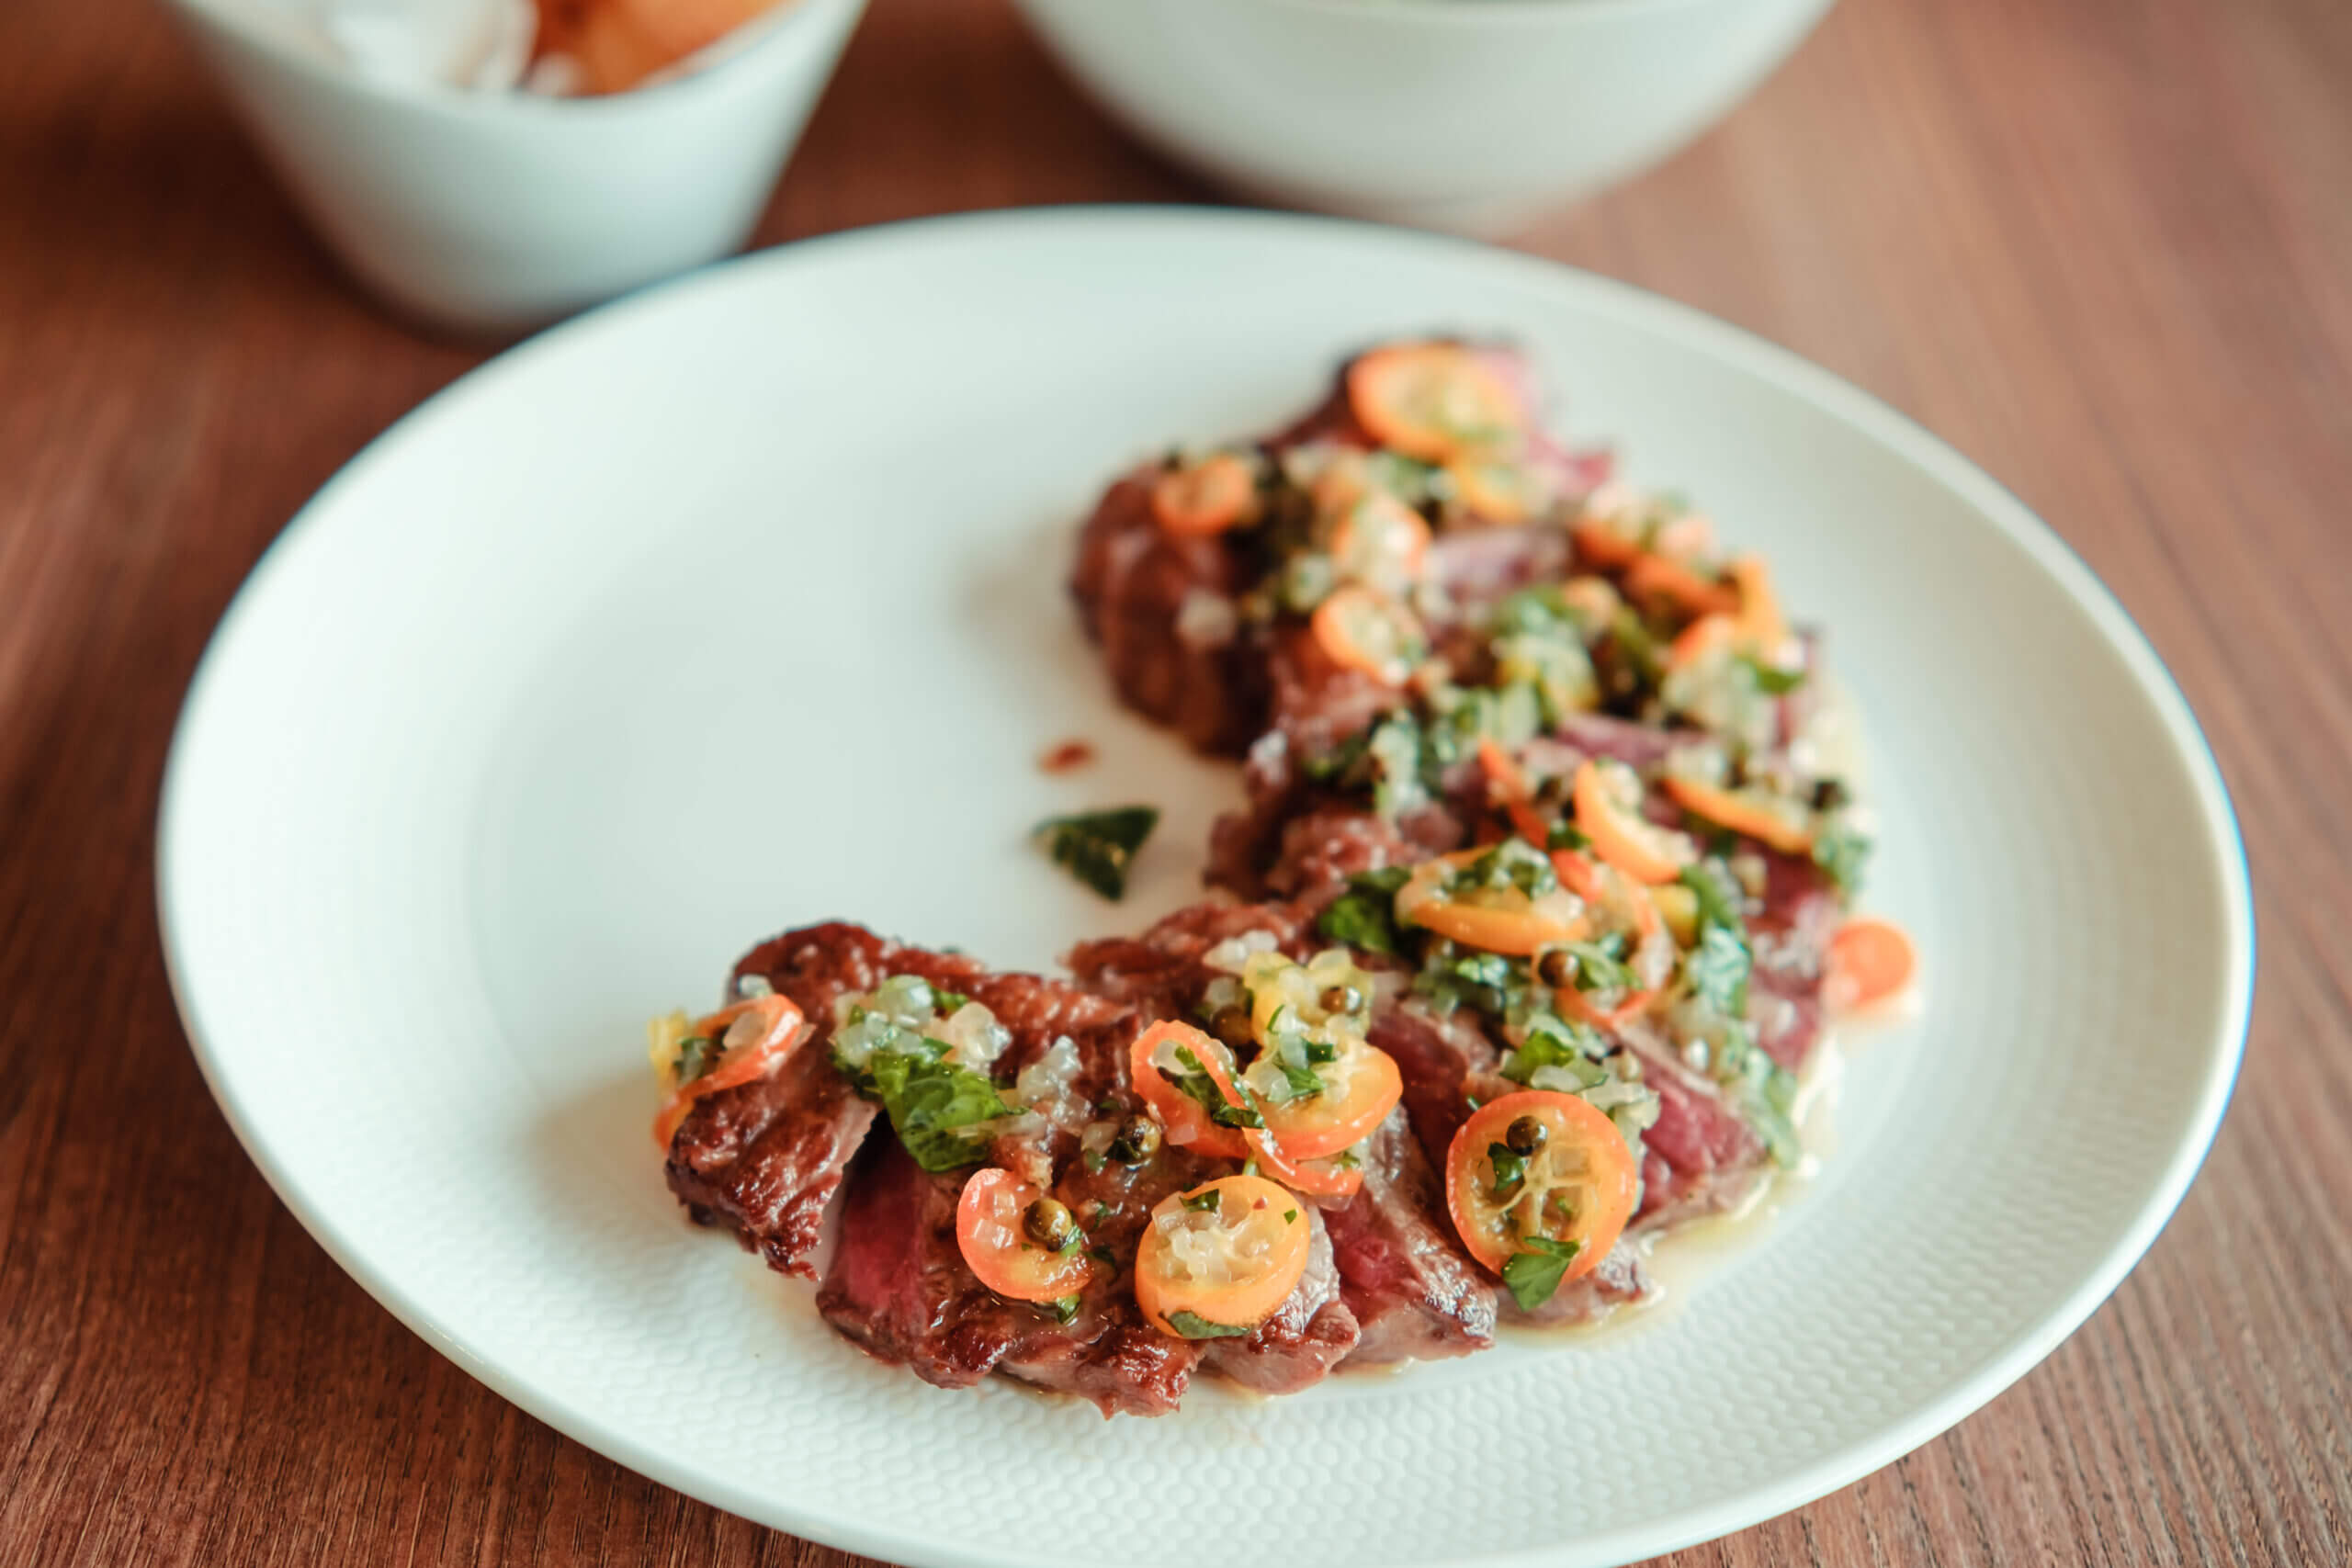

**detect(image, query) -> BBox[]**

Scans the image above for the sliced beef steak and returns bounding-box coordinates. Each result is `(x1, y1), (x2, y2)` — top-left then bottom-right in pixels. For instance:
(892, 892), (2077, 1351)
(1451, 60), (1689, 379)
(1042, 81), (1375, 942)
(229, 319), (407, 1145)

(818, 1134), (1215, 1418)
(1199, 1211), (1362, 1393)
(1322, 1111), (1497, 1362)
(668, 922), (1133, 1279)
(1069, 466), (1269, 757)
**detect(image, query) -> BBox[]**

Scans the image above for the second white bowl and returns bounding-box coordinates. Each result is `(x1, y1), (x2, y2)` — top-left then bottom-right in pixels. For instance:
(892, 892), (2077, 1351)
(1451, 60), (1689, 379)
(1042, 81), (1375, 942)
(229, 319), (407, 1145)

(1013, 0), (1833, 235)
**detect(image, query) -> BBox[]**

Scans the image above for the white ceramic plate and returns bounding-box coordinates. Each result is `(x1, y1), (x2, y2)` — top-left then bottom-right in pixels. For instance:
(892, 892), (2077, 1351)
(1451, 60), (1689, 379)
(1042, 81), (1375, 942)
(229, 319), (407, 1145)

(159, 209), (2251, 1568)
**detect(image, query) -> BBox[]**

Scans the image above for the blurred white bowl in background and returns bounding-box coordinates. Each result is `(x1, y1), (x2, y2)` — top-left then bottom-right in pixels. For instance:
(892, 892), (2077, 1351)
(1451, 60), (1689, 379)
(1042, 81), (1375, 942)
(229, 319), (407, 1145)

(1012, 0), (1833, 235)
(165, 0), (866, 335)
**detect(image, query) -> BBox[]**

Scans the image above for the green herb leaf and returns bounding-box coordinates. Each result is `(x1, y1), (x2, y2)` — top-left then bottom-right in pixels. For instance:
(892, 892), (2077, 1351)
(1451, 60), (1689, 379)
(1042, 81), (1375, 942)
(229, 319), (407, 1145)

(1317, 890), (1400, 956)
(1500, 1023), (1607, 1087)
(1812, 816), (1872, 898)
(1053, 1294), (1081, 1325)
(1283, 1209), (1299, 1224)
(1685, 923), (1753, 1019)
(1180, 1188), (1223, 1213)
(1679, 859), (1746, 933)
(1737, 654), (1808, 695)
(1170, 1045), (1265, 1129)
(1559, 940), (1636, 995)
(1276, 1059), (1326, 1100)
(932, 988), (971, 1014)
(1034, 806), (1160, 900)
(1500, 1236), (1584, 1311)
(1487, 1143), (1527, 1200)
(1163, 1310), (1256, 1340)
(861, 1043), (1013, 1172)
(1547, 822), (1592, 852)
(673, 1034), (718, 1086)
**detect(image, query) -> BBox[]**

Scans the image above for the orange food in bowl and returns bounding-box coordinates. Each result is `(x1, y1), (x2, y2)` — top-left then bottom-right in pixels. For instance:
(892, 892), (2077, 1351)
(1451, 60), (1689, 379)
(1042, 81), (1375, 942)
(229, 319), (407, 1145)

(534, 0), (788, 95)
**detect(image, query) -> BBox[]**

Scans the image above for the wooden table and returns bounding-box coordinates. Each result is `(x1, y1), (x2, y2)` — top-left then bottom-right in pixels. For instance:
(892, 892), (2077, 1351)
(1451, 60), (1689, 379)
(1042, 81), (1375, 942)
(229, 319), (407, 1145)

(4, 0), (2346, 1562)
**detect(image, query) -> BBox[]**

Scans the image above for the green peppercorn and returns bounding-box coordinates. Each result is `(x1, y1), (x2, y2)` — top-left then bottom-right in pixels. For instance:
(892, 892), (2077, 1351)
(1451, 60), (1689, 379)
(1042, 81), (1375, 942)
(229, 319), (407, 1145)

(1534, 949), (1577, 988)
(1318, 984), (1363, 1016)
(1108, 1114), (1161, 1166)
(1023, 1197), (1079, 1251)
(1504, 1115), (1549, 1157)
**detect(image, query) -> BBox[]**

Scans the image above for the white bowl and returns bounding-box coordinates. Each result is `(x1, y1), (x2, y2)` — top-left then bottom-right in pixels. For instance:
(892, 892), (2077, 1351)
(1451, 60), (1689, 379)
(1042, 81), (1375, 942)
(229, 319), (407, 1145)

(166, 0), (867, 335)
(1012, 0), (1833, 234)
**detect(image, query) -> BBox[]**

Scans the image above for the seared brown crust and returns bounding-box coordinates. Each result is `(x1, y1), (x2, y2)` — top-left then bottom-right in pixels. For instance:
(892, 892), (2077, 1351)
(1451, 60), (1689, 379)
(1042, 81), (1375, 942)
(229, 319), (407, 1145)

(1068, 468), (1271, 756)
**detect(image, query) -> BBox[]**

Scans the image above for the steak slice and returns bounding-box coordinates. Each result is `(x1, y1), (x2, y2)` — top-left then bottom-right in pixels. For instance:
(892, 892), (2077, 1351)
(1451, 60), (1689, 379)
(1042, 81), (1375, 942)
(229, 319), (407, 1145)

(1322, 1110), (1497, 1362)
(663, 920), (922, 1277)
(1069, 466), (1270, 757)
(1749, 849), (1842, 1072)
(1199, 1210), (1362, 1393)
(1063, 897), (1315, 1021)
(819, 1134), (1212, 1418)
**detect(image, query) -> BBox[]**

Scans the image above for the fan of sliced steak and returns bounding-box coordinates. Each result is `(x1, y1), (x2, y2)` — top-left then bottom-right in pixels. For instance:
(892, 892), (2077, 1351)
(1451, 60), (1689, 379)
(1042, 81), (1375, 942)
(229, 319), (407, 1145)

(672, 919), (1369, 1414)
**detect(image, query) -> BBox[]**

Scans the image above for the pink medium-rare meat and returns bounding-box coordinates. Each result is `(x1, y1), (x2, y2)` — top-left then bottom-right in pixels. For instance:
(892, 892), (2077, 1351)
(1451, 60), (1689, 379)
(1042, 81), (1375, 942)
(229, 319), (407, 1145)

(1321, 1110), (1498, 1362)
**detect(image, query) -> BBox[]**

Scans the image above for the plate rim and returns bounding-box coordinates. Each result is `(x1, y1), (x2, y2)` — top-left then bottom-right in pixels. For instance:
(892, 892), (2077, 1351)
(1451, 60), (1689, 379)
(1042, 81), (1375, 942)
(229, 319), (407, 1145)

(154, 203), (2255, 1568)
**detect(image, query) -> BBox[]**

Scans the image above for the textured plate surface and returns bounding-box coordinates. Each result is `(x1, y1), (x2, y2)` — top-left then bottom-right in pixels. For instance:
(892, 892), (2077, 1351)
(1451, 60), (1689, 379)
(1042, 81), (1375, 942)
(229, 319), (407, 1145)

(157, 209), (2250, 1568)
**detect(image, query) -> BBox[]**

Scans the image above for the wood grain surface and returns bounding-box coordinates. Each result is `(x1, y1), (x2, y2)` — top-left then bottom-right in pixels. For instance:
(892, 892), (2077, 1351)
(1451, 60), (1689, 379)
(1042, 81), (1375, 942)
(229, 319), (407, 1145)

(2, 0), (2346, 1562)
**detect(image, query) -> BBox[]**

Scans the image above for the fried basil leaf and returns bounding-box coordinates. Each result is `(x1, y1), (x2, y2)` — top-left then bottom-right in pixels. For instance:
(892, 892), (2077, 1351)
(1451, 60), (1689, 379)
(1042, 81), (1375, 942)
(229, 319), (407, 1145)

(1034, 806), (1160, 900)
(1500, 1236), (1585, 1312)
(1163, 1310), (1256, 1340)
(860, 1043), (1014, 1172)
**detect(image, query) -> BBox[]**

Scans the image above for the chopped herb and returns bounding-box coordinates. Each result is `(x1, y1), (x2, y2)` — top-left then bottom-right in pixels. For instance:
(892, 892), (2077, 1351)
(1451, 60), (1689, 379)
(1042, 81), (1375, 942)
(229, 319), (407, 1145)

(1679, 859), (1746, 932)
(1368, 713), (1431, 819)
(1317, 863), (1413, 956)
(1318, 889), (1399, 955)
(1677, 859), (1755, 1018)
(1275, 1059), (1326, 1100)
(1082, 1146), (1107, 1174)
(1301, 728), (1372, 785)
(1685, 924), (1753, 1019)
(1739, 654), (1808, 695)
(1812, 816), (1872, 898)
(1053, 1294), (1081, 1325)
(846, 1041), (1014, 1173)
(1559, 940), (1635, 995)
(1548, 821), (1592, 852)
(932, 988), (970, 1014)
(673, 1034), (718, 1086)
(1501, 1022), (1607, 1086)
(1487, 1143), (1527, 1200)
(1691, 919), (1753, 1013)
(1303, 1038), (1339, 1065)
(1500, 1236), (1584, 1311)
(1180, 1189), (1223, 1213)
(1088, 1245), (1119, 1268)
(1414, 946), (1519, 1017)
(1283, 1209), (1299, 1224)
(1034, 806), (1159, 900)
(1163, 1310), (1255, 1340)
(1327, 1146), (1363, 1170)
(1170, 1045), (1265, 1129)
